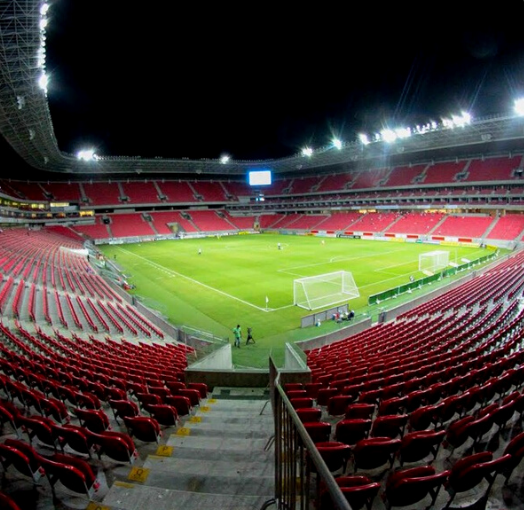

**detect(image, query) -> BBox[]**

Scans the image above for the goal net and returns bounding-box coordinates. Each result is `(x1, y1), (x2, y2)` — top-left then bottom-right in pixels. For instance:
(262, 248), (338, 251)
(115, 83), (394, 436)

(419, 250), (449, 274)
(293, 271), (360, 311)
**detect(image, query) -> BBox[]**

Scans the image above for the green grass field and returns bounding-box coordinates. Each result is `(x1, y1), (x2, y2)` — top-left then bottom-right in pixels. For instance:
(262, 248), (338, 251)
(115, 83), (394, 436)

(98, 234), (502, 368)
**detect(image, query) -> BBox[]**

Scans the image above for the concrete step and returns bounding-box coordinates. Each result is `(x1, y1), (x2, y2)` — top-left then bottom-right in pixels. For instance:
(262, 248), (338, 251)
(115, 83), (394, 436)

(167, 433), (272, 453)
(180, 421), (272, 438)
(100, 392), (276, 510)
(103, 481), (274, 510)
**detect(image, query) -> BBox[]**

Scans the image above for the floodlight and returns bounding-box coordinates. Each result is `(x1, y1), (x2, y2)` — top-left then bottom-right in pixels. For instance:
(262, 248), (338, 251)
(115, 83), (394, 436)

(38, 73), (48, 92)
(77, 149), (97, 161)
(442, 111), (471, 129)
(394, 127), (411, 139)
(220, 154), (230, 164)
(452, 112), (471, 127)
(515, 98), (524, 116)
(359, 133), (370, 145)
(380, 129), (397, 143)
(332, 138), (342, 150)
(37, 48), (45, 68)
(302, 147), (313, 157)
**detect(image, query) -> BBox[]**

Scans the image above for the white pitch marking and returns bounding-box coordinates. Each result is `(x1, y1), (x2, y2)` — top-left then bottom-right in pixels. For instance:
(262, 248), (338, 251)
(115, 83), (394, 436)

(118, 248), (273, 311)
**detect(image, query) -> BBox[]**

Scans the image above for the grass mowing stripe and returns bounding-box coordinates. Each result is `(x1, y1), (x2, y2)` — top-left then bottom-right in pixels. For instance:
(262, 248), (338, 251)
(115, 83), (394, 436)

(118, 247), (269, 311)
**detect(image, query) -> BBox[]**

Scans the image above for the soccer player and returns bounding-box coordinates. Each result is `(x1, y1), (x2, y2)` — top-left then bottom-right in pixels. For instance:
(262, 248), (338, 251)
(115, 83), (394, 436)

(277, 242), (282, 250)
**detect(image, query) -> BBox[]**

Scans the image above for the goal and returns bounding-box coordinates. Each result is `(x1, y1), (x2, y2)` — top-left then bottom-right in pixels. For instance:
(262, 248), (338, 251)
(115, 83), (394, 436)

(419, 250), (449, 274)
(293, 271), (360, 311)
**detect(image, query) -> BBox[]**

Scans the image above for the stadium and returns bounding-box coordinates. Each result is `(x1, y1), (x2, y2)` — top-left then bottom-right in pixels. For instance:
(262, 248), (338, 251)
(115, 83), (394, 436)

(2, 2), (524, 510)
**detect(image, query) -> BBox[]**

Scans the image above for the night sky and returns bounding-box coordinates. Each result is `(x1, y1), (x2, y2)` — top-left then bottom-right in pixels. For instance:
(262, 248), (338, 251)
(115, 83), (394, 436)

(9, 1), (524, 168)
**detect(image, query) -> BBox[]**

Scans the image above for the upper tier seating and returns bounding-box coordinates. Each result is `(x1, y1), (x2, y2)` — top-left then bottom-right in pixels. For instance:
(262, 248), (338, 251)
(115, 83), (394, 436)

(221, 181), (253, 198)
(190, 181), (228, 202)
(83, 182), (122, 206)
(120, 181), (161, 204)
(1, 181), (47, 201)
(350, 168), (390, 189)
(463, 155), (523, 182)
(0, 179), (28, 199)
(41, 182), (84, 202)
(383, 164), (426, 187)
(154, 181), (195, 202)
(316, 173), (355, 193)
(259, 179), (291, 196)
(422, 161), (467, 184)
(288, 176), (322, 195)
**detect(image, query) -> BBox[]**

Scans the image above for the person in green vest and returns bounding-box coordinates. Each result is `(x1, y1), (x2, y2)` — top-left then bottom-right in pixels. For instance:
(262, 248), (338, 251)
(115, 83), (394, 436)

(233, 325), (242, 348)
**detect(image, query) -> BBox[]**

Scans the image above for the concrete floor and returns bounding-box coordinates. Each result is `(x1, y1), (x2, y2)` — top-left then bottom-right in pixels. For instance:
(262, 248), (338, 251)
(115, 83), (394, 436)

(2, 385), (524, 510)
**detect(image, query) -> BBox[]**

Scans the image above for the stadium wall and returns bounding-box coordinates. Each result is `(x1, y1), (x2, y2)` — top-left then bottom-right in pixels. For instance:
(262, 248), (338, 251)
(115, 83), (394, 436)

(297, 315), (373, 351)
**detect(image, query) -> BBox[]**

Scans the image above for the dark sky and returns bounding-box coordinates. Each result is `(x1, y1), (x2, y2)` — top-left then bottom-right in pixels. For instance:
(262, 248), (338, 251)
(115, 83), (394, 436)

(23, 1), (524, 164)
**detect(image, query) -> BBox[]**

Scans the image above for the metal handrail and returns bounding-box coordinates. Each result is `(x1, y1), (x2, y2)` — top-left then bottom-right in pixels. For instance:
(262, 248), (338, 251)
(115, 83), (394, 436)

(265, 356), (352, 510)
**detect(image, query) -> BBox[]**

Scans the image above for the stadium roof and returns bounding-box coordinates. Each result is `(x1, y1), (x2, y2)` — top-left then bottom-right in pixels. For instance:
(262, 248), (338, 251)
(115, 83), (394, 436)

(1, 1), (524, 180)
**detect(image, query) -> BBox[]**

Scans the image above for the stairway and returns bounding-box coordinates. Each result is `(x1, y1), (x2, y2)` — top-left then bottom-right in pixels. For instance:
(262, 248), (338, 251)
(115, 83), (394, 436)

(102, 387), (275, 510)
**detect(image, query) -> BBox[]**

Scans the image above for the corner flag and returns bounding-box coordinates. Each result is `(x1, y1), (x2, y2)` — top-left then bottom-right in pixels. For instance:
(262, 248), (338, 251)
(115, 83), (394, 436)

(265, 296), (269, 304)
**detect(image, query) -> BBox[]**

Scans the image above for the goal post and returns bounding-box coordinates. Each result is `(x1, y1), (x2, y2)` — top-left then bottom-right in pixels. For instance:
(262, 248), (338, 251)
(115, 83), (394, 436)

(419, 250), (449, 274)
(293, 271), (360, 311)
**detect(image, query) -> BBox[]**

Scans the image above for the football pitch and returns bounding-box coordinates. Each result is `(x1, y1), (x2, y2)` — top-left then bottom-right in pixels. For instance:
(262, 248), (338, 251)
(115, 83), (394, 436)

(98, 234), (501, 368)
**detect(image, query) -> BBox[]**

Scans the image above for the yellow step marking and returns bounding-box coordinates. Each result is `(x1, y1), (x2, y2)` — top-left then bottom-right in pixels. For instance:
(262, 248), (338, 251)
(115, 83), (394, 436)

(86, 503), (112, 510)
(114, 481), (135, 489)
(155, 445), (174, 456)
(128, 467), (150, 483)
